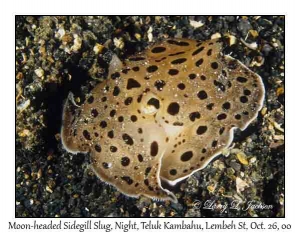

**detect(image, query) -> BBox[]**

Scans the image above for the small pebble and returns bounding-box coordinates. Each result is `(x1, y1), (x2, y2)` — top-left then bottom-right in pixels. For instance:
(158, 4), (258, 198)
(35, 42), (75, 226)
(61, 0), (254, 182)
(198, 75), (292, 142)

(211, 32), (221, 39)
(189, 20), (204, 28)
(249, 157), (257, 164)
(113, 37), (124, 49)
(46, 186), (53, 193)
(261, 107), (268, 116)
(237, 152), (249, 165)
(34, 67), (44, 78)
(71, 34), (82, 52)
(134, 33), (141, 41)
(93, 43), (104, 54)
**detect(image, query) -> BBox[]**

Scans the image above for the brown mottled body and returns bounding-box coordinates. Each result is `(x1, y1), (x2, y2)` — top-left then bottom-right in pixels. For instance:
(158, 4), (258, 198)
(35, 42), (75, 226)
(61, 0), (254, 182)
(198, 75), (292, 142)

(61, 38), (265, 202)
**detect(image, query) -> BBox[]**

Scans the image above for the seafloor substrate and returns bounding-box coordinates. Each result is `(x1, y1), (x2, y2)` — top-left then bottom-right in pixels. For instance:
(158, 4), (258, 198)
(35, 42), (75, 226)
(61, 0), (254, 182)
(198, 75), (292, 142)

(16, 16), (284, 217)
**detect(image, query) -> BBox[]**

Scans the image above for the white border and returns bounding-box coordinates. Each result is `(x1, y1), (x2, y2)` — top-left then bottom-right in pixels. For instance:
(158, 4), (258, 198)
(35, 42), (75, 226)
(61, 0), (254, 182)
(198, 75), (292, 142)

(2, 0), (299, 232)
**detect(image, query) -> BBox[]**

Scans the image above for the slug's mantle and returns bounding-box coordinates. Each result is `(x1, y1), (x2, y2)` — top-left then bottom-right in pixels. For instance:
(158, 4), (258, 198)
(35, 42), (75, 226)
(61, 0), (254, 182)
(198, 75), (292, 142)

(61, 38), (265, 202)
